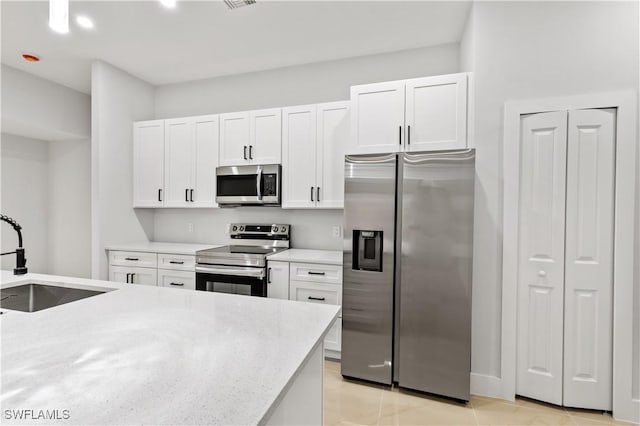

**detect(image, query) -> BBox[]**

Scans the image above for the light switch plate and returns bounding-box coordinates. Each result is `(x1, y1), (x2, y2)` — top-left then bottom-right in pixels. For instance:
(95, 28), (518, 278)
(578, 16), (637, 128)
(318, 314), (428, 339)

(332, 226), (342, 238)
(188, 222), (194, 233)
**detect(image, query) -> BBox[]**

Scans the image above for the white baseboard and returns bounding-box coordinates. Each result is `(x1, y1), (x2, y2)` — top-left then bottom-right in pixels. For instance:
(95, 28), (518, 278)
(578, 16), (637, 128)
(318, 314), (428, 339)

(470, 373), (509, 400)
(614, 398), (640, 424)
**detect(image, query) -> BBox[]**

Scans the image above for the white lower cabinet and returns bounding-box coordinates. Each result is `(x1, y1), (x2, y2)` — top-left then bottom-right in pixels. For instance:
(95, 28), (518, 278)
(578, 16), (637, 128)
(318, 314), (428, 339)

(109, 265), (157, 286)
(267, 261), (290, 300)
(158, 269), (196, 290)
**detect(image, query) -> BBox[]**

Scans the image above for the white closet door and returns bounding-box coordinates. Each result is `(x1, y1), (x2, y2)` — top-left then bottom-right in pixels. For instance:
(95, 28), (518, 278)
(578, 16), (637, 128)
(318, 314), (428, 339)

(563, 109), (615, 410)
(516, 111), (568, 405)
(164, 118), (194, 207)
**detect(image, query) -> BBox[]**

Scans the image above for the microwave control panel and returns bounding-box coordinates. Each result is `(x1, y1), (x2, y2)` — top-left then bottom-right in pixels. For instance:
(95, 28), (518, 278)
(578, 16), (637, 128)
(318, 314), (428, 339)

(263, 174), (278, 196)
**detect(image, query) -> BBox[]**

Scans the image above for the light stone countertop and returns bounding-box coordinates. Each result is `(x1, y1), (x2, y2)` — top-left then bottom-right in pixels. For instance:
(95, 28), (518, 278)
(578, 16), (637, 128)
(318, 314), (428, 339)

(0, 271), (339, 425)
(104, 241), (222, 255)
(267, 249), (343, 266)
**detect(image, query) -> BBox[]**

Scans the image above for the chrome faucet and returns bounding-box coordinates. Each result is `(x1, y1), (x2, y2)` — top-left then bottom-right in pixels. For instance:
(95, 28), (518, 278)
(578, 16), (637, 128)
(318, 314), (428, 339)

(1, 214), (27, 275)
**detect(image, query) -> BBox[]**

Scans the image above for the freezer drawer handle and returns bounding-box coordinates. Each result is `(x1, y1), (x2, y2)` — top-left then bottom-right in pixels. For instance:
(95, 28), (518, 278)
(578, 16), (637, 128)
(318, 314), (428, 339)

(308, 271), (325, 276)
(170, 282), (184, 286)
(125, 257), (139, 261)
(169, 261), (184, 265)
(308, 296), (326, 301)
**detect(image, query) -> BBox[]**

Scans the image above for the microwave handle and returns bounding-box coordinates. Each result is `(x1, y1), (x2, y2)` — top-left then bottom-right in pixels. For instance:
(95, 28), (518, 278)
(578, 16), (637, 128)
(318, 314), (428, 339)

(256, 167), (263, 200)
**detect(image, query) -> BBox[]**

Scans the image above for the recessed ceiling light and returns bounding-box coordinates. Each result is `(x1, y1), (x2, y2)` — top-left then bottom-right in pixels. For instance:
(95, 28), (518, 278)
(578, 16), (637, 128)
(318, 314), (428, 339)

(49, 0), (69, 34)
(159, 0), (177, 8)
(75, 15), (94, 29)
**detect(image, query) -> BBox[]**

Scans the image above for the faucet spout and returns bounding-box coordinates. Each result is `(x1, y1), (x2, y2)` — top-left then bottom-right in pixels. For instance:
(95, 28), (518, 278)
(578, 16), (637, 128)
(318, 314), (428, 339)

(1, 214), (28, 275)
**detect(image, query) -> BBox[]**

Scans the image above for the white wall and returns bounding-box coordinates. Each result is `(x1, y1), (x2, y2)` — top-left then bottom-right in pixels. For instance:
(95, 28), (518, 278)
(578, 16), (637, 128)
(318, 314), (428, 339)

(155, 43), (459, 118)
(1, 133), (49, 273)
(152, 43), (459, 250)
(154, 208), (343, 250)
(1, 65), (90, 141)
(465, 0), (639, 396)
(48, 139), (91, 277)
(91, 61), (156, 279)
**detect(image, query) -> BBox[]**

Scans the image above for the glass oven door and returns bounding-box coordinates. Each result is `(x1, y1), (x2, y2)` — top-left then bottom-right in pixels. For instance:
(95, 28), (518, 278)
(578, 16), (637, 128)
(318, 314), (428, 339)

(195, 264), (266, 297)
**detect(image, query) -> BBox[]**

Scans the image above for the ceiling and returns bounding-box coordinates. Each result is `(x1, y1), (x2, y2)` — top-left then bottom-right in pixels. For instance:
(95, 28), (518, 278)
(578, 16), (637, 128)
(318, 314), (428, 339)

(1, 1), (471, 94)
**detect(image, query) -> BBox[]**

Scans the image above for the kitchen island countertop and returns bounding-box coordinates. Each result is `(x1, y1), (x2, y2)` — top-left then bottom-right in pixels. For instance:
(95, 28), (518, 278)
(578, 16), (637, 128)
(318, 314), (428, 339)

(0, 271), (338, 425)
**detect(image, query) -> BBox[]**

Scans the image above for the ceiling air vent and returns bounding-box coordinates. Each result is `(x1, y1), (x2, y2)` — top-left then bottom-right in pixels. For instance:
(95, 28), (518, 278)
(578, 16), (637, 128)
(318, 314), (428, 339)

(224, 0), (256, 9)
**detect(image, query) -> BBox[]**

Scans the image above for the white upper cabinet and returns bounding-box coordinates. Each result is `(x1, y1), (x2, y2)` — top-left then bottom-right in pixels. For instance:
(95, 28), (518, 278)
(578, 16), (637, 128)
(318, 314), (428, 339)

(350, 81), (405, 155)
(250, 108), (282, 165)
(348, 73), (468, 155)
(316, 101), (349, 209)
(282, 105), (317, 209)
(282, 101), (349, 209)
(133, 120), (165, 207)
(405, 73), (467, 151)
(164, 118), (194, 207)
(191, 115), (219, 208)
(134, 115), (218, 209)
(219, 108), (282, 166)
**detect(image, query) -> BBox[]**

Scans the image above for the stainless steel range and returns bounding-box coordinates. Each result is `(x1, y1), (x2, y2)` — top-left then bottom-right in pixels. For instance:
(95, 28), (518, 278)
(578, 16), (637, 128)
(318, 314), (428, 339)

(195, 223), (290, 297)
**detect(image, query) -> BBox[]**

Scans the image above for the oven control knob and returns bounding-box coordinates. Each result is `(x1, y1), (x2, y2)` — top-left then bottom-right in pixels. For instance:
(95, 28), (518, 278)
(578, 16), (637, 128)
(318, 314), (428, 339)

(232, 225), (237, 231)
(280, 226), (287, 233)
(272, 225), (278, 233)
(239, 226), (244, 231)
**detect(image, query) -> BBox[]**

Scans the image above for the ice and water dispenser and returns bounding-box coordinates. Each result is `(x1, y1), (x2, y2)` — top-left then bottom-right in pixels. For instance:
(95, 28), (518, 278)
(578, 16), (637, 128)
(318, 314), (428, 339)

(352, 230), (383, 272)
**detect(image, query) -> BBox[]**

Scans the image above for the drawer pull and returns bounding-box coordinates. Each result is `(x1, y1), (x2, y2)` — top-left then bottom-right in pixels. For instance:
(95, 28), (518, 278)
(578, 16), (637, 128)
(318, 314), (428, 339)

(170, 282), (184, 286)
(308, 271), (326, 276)
(125, 257), (139, 261)
(169, 261), (184, 265)
(308, 296), (326, 301)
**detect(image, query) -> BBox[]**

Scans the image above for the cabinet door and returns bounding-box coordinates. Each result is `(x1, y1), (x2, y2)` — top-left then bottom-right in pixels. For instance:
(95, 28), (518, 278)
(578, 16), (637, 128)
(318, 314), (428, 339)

(405, 73), (467, 151)
(219, 112), (250, 166)
(250, 108), (282, 165)
(267, 261), (289, 300)
(282, 105), (317, 209)
(325, 318), (342, 353)
(317, 101), (349, 209)
(164, 118), (194, 207)
(192, 115), (219, 207)
(158, 269), (196, 290)
(109, 265), (157, 286)
(133, 120), (165, 207)
(349, 81), (405, 155)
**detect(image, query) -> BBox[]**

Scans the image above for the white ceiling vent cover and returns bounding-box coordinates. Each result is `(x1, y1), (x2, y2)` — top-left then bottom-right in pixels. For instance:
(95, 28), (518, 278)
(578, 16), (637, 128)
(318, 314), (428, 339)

(224, 0), (256, 9)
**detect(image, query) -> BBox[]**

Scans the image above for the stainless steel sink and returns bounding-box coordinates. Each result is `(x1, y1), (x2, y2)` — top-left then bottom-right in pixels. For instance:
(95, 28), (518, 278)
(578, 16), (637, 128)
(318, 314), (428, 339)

(0, 283), (108, 313)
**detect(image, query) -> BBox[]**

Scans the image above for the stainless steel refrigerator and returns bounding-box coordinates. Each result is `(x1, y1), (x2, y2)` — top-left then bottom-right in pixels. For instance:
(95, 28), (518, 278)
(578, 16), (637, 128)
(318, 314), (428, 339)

(341, 149), (475, 401)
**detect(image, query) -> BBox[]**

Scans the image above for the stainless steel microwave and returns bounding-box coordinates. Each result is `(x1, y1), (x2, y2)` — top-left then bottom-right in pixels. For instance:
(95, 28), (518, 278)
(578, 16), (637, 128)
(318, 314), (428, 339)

(216, 164), (281, 206)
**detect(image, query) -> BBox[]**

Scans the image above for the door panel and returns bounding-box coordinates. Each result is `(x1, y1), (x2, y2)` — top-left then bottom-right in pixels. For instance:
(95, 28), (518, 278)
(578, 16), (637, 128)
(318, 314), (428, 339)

(563, 109), (615, 410)
(219, 112), (250, 166)
(516, 111), (568, 405)
(164, 118), (193, 207)
(250, 108), (282, 165)
(349, 81), (405, 155)
(133, 120), (164, 207)
(317, 101), (349, 209)
(282, 105), (317, 208)
(405, 73), (467, 151)
(192, 115), (219, 207)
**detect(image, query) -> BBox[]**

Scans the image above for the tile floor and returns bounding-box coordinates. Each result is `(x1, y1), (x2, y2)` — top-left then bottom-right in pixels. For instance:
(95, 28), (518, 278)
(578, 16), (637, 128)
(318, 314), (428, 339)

(323, 360), (634, 426)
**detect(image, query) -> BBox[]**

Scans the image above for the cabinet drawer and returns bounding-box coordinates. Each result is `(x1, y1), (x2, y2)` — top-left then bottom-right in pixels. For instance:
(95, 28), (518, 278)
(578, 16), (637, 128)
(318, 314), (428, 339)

(158, 254), (195, 271)
(290, 280), (341, 306)
(289, 262), (342, 285)
(158, 269), (196, 290)
(110, 265), (157, 286)
(109, 251), (157, 268)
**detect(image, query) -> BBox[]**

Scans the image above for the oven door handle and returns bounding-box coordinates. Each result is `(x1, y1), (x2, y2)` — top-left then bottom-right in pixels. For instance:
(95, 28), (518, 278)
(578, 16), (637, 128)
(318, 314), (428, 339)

(196, 264), (265, 278)
(256, 167), (263, 201)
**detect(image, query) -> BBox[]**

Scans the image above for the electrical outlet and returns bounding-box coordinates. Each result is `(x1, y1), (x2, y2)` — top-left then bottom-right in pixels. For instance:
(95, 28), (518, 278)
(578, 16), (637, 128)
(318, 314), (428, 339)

(332, 226), (342, 238)
(188, 222), (194, 233)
